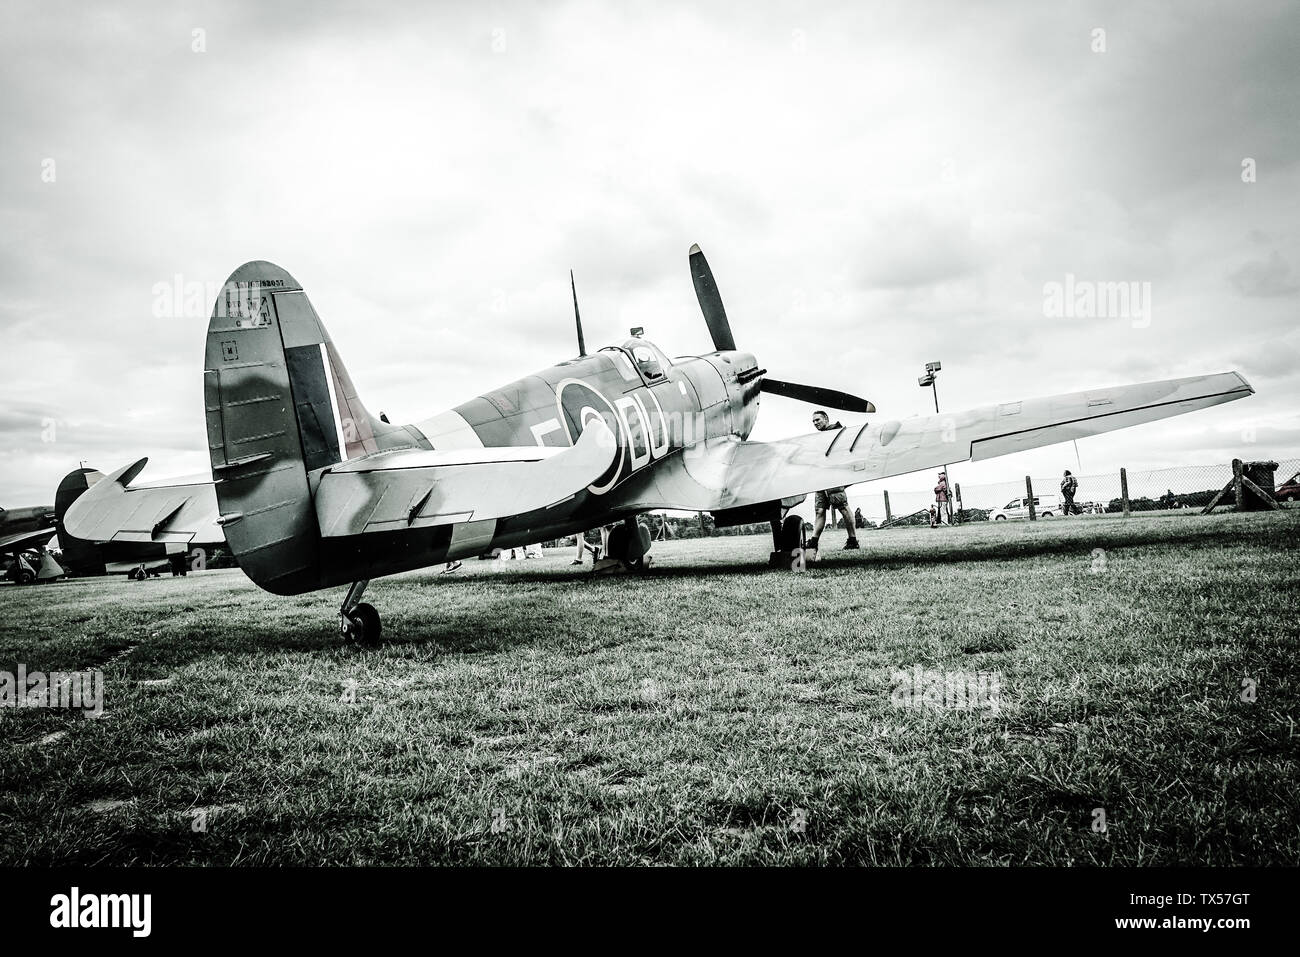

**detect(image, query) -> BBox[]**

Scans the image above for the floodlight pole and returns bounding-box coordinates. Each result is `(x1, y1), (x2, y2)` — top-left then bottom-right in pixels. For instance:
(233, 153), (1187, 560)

(919, 361), (952, 523)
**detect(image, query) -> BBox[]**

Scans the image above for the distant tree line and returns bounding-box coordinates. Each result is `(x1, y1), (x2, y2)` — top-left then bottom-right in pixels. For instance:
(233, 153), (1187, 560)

(1104, 486), (1226, 512)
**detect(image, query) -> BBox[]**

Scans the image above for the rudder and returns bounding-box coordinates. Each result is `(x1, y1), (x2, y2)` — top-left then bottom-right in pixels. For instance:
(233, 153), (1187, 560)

(54, 467), (106, 575)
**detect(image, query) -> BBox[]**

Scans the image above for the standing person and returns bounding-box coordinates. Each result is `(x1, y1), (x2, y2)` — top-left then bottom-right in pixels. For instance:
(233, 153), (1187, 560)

(808, 411), (859, 551)
(570, 526), (612, 565)
(928, 504), (937, 528)
(1061, 470), (1079, 516)
(933, 472), (950, 525)
(571, 531), (592, 565)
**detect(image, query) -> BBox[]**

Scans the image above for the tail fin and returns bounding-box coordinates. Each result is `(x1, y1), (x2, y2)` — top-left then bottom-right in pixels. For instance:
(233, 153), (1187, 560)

(204, 262), (396, 594)
(54, 466), (106, 575)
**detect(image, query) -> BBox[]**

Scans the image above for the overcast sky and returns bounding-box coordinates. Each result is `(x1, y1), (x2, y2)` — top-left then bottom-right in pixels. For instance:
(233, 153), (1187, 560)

(2, 0), (1297, 506)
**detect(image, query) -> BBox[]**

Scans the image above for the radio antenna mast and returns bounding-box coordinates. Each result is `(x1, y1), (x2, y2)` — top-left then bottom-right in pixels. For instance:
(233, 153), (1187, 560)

(570, 270), (586, 357)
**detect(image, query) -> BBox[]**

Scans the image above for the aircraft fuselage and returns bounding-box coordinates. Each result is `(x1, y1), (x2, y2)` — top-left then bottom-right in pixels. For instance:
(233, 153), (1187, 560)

(312, 340), (763, 579)
(429, 341), (758, 529)
(0, 506), (56, 539)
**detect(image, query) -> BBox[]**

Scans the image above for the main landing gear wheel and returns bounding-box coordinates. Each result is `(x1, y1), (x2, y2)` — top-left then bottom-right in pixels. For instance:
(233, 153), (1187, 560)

(778, 514), (804, 551)
(769, 513), (806, 567)
(605, 518), (653, 571)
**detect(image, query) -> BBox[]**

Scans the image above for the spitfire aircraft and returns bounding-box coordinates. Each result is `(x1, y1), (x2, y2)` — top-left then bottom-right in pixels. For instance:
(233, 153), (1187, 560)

(65, 245), (1253, 642)
(0, 470), (221, 583)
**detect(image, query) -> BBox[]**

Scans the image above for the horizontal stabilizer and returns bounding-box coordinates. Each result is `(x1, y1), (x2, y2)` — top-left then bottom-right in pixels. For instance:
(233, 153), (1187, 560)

(62, 460), (223, 545)
(314, 417), (619, 537)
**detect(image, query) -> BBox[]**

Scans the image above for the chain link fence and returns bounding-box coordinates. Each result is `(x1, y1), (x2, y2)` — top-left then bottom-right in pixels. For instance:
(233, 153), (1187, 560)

(852, 457), (1300, 525)
(567, 457), (1298, 537)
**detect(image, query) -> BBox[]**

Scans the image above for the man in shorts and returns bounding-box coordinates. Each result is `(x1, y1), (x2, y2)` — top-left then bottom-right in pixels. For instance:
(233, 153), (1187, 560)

(808, 410), (860, 551)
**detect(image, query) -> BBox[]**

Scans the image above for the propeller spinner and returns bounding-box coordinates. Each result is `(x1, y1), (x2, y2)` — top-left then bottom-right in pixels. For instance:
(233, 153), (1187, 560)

(687, 244), (875, 415)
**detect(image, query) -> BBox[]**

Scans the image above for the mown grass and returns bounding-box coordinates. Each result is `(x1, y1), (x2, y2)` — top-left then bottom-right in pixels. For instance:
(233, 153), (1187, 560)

(0, 509), (1296, 865)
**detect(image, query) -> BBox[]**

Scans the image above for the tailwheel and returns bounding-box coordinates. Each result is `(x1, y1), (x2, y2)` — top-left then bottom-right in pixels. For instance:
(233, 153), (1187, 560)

(349, 603), (382, 645)
(341, 603), (382, 645)
(339, 580), (381, 645)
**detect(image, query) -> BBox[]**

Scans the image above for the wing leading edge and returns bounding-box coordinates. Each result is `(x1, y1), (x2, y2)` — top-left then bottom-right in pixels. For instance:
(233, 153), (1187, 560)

(622, 371), (1252, 511)
(0, 527), (58, 554)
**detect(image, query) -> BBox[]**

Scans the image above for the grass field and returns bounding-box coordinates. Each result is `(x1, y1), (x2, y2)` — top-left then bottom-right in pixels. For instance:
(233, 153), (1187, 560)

(1, 509), (1297, 866)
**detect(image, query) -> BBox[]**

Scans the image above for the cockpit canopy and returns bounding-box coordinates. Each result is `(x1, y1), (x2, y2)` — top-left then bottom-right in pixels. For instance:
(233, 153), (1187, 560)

(604, 339), (672, 383)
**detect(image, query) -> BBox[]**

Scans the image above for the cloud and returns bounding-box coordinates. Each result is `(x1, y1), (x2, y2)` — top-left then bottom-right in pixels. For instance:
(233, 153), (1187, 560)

(1229, 251), (1300, 298)
(851, 201), (984, 290)
(2, 0), (1298, 505)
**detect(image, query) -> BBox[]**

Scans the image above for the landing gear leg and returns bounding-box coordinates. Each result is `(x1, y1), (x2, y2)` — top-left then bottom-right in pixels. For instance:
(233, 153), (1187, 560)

(770, 509), (805, 567)
(340, 579), (381, 645)
(769, 515), (782, 551)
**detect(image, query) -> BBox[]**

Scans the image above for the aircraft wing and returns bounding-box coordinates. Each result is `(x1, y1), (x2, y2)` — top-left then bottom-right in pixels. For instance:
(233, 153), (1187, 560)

(63, 460), (224, 545)
(627, 371), (1253, 511)
(313, 417), (619, 537)
(0, 527), (57, 554)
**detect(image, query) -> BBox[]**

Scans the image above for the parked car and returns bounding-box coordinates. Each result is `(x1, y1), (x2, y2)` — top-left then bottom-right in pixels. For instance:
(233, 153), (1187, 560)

(1275, 471), (1300, 502)
(991, 493), (1062, 520)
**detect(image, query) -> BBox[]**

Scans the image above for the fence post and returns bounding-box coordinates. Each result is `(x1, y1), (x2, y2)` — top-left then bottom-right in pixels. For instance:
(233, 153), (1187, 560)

(1232, 458), (1244, 511)
(1120, 468), (1130, 517)
(883, 490), (892, 523)
(698, 511), (706, 535)
(954, 483), (962, 524)
(1025, 476), (1036, 521)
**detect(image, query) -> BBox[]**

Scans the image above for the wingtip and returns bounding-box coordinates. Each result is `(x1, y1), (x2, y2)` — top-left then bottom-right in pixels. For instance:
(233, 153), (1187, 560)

(688, 243), (701, 255)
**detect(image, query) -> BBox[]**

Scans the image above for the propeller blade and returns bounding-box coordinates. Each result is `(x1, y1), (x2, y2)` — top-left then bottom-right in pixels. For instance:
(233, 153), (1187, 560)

(761, 378), (875, 414)
(688, 243), (737, 352)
